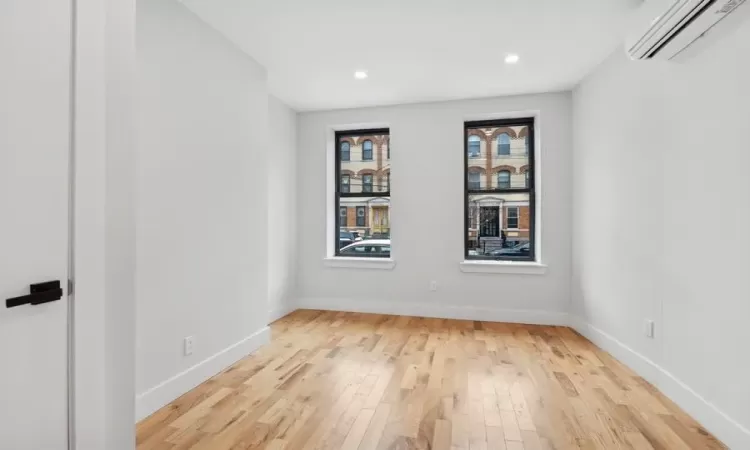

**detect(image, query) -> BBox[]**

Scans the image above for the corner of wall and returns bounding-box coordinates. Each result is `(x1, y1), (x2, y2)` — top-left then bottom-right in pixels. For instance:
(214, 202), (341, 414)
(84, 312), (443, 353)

(135, 326), (270, 422)
(569, 314), (750, 449)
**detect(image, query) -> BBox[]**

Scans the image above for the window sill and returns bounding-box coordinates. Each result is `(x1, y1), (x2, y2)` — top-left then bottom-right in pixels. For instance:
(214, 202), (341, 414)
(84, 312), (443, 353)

(323, 257), (396, 270)
(459, 260), (547, 275)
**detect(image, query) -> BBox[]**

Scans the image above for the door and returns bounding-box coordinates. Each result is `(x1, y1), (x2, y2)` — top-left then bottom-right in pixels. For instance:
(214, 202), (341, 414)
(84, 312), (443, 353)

(372, 206), (389, 236)
(479, 207), (499, 237)
(0, 0), (72, 448)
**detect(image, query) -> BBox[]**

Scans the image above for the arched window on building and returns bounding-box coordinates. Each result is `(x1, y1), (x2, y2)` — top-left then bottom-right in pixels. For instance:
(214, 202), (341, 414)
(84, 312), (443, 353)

(362, 140), (373, 160)
(340, 141), (350, 161)
(497, 133), (511, 156)
(468, 135), (480, 158)
(497, 170), (511, 189)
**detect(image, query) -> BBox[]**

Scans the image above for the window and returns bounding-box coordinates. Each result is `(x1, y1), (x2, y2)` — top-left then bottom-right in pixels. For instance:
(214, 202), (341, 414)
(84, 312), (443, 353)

(497, 133), (510, 155)
(335, 129), (390, 257)
(468, 135), (480, 158)
(507, 207), (519, 229)
(465, 119), (534, 261)
(340, 141), (350, 161)
(497, 170), (511, 188)
(362, 140), (373, 161)
(387, 138), (390, 159)
(468, 172), (481, 190)
(362, 174), (373, 193)
(340, 175), (350, 193)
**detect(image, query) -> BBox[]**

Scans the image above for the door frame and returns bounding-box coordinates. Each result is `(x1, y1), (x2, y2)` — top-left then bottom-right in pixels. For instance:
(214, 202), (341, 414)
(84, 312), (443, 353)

(69, 0), (137, 448)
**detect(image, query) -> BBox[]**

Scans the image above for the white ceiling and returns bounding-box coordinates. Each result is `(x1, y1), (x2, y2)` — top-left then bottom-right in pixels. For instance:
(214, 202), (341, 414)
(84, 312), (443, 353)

(183, 0), (641, 111)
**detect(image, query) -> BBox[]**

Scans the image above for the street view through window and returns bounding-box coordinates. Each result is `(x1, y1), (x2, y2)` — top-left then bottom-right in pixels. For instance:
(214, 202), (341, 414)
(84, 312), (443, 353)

(465, 119), (535, 261)
(335, 129), (391, 258)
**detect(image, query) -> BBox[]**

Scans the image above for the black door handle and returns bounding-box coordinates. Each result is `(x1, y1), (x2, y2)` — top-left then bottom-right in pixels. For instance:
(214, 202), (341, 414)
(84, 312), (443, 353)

(6, 280), (63, 308)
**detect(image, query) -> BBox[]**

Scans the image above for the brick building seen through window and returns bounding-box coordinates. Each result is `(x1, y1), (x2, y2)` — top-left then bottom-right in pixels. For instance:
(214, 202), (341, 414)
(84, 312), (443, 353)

(465, 118), (535, 261)
(335, 129), (390, 257)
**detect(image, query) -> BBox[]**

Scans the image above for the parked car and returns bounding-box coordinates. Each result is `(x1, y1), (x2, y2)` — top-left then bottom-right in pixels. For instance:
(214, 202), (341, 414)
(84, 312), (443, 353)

(502, 238), (527, 248)
(339, 231), (363, 249)
(340, 231), (362, 241)
(487, 242), (530, 258)
(339, 239), (391, 257)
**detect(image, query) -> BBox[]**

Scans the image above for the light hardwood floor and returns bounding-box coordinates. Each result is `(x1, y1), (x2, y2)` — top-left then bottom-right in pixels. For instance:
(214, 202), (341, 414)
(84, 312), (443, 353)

(137, 310), (726, 449)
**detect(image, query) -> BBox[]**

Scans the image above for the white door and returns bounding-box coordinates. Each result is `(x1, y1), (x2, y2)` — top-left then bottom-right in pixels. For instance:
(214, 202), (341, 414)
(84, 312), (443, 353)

(0, 0), (72, 448)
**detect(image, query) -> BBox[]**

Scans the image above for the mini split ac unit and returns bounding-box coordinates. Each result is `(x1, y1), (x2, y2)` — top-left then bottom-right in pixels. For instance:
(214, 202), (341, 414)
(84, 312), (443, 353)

(626, 0), (750, 60)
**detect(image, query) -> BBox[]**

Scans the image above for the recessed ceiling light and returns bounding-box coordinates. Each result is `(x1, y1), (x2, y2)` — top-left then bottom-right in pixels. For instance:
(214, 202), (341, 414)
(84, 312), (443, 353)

(354, 70), (368, 79)
(504, 54), (520, 64)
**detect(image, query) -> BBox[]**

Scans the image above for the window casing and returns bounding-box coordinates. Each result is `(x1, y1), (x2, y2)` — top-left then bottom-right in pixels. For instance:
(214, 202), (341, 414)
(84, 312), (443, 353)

(464, 118), (535, 261)
(335, 128), (391, 257)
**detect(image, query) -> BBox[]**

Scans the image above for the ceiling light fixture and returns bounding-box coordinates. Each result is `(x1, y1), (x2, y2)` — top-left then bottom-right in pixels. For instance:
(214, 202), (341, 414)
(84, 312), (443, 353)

(504, 54), (520, 64)
(354, 70), (368, 79)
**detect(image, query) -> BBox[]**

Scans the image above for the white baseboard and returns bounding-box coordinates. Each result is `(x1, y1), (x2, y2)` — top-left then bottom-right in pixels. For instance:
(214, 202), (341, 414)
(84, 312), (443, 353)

(296, 297), (569, 326)
(135, 326), (271, 422)
(570, 315), (750, 450)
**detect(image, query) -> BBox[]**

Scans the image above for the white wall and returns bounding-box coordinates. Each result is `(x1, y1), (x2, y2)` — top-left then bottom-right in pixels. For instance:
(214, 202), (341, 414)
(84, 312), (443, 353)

(268, 96), (298, 322)
(572, 22), (750, 449)
(296, 93), (572, 322)
(135, 0), (270, 419)
(74, 0), (137, 447)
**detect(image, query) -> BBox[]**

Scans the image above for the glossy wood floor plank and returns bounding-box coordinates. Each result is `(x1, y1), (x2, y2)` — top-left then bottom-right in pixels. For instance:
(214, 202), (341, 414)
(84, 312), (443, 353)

(137, 310), (726, 450)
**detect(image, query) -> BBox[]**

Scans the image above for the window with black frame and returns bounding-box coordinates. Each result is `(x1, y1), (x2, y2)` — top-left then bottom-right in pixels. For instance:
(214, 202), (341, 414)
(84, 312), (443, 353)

(464, 119), (534, 261)
(335, 129), (391, 257)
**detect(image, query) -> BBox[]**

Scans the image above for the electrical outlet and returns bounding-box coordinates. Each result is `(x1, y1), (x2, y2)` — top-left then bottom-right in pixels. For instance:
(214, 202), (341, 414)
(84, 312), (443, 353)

(429, 280), (438, 291)
(644, 320), (655, 338)
(184, 336), (194, 355)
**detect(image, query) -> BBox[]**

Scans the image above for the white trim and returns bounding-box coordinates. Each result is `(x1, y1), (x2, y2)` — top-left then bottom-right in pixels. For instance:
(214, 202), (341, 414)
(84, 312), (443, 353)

(459, 260), (547, 275)
(323, 257), (396, 270)
(73, 0), (137, 448)
(296, 298), (567, 326)
(326, 122), (391, 259)
(570, 316), (750, 450)
(463, 110), (542, 264)
(135, 326), (271, 422)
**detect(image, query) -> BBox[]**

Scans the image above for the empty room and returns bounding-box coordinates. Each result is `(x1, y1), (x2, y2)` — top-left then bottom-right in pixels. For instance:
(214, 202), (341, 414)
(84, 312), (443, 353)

(2, 0), (749, 449)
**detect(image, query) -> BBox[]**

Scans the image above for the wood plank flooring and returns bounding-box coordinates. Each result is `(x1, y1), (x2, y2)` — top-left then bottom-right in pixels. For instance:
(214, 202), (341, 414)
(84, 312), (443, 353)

(136, 310), (726, 449)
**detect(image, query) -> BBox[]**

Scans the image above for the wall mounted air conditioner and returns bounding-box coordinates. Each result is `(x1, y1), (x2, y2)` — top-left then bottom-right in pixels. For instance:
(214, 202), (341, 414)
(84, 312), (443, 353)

(626, 0), (749, 60)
